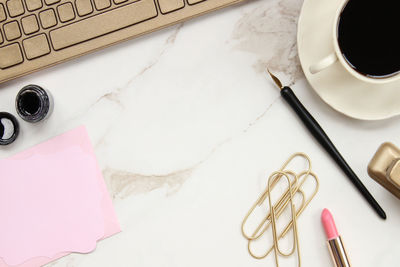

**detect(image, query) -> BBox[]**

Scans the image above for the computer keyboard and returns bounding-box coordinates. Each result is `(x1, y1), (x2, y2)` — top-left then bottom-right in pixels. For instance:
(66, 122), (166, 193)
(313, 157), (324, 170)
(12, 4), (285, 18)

(0, 0), (244, 83)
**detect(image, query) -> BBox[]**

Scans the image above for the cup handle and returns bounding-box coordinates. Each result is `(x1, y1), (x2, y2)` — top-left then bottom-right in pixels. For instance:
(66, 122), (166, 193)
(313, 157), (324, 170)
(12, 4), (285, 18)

(309, 53), (338, 74)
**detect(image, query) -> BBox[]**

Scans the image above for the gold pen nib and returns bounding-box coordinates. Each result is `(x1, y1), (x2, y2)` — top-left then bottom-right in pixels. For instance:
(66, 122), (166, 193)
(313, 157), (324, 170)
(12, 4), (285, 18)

(266, 69), (283, 90)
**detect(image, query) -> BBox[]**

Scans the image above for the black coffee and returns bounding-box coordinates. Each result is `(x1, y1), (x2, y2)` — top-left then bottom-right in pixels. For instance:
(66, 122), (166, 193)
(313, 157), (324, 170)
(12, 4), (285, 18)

(338, 0), (400, 78)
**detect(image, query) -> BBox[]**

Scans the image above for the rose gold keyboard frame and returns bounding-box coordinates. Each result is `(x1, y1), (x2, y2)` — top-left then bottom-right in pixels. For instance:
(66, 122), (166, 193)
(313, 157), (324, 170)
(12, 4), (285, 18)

(0, 0), (245, 84)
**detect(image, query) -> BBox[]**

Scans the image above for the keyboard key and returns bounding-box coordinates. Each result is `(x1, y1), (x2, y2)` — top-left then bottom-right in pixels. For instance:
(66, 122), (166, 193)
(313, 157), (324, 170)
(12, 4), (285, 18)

(113, 0), (128, 4)
(187, 0), (205, 4)
(25, 0), (43, 11)
(0, 4), (7, 22)
(75, 0), (93, 16)
(158, 0), (184, 13)
(45, 0), (60, 5)
(23, 34), (50, 59)
(50, 0), (157, 50)
(93, 0), (111, 10)
(3, 20), (21, 41)
(57, 2), (75, 22)
(6, 0), (25, 17)
(39, 9), (57, 29)
(21, 14), (39, 34)
(0, 43), (23, 69)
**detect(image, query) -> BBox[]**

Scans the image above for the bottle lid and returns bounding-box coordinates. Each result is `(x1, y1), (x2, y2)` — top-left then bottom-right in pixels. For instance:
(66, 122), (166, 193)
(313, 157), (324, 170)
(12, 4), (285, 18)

(0, 112), (19, 146)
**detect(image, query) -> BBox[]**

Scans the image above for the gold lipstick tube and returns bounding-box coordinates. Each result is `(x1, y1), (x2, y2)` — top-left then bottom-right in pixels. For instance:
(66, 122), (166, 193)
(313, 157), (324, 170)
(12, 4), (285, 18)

(327, 236), (351, 267)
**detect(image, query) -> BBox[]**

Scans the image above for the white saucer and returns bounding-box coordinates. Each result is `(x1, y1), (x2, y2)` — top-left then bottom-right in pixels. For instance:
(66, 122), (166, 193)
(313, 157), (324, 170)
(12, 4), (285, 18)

(297, 0), (400, 120)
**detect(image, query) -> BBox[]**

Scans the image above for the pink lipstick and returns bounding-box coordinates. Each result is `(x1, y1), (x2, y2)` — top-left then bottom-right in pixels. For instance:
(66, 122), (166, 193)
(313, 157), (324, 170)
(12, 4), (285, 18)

(321, 209), (351, 267)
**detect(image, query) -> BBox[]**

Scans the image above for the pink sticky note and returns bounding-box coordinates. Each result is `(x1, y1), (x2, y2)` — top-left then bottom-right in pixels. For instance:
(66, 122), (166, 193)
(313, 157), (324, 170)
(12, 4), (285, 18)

(0, 126), (120, 267)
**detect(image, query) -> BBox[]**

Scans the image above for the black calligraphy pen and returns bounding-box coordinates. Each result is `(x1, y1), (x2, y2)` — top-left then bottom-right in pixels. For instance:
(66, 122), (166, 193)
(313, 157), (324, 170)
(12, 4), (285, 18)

(267, 69), (386, 220)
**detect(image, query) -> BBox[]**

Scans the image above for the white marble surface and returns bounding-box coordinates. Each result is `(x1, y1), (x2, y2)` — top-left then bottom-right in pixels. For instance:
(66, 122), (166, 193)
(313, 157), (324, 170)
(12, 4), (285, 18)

(1, 0), (400, 266)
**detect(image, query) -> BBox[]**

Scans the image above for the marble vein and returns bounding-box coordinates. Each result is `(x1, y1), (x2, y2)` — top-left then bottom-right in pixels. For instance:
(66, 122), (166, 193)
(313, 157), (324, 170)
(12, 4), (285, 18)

(230, 0), (304, 85)
(103, 95), (280, 199)
(102, 135), (231, 200)
(64, 23), (185, 124)
(244, 95), (281, 133)
(93, 23), (184, 107)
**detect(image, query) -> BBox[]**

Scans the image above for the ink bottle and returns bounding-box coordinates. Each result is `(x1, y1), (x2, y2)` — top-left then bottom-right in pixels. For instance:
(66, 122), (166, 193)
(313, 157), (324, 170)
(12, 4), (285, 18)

(0, 112), (19, 146)
(16, 85), (53, 123)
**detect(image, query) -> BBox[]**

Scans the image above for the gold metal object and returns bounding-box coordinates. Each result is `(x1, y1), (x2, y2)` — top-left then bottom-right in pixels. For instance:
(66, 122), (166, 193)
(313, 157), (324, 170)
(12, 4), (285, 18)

(267, 69), (284, 90)
(368, 142), (400, 199)
(268, 171), (301, 266)
(241, 153), (319, 266)
(327, 237), (351, 267)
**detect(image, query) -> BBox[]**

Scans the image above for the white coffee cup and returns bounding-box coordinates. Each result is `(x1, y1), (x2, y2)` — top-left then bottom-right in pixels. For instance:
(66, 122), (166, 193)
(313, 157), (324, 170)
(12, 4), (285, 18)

(309, 0), (400, 84)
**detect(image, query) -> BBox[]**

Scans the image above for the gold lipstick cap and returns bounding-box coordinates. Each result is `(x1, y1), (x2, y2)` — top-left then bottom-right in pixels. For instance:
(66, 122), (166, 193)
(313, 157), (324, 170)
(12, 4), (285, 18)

(368, 142), (400, 199)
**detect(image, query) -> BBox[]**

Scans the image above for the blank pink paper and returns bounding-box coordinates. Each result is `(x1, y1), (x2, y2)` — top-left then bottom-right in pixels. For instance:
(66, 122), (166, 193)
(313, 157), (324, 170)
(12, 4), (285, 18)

(0, 126), (120, 267)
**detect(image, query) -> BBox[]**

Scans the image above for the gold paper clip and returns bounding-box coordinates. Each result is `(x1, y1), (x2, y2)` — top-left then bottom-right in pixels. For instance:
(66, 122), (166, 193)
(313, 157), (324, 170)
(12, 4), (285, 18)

(241, 153), (319, 266)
